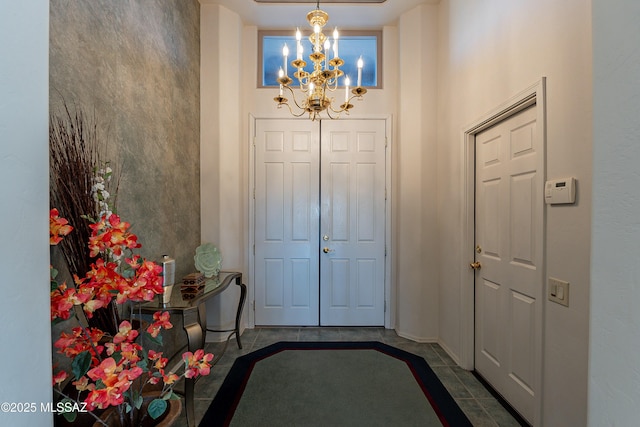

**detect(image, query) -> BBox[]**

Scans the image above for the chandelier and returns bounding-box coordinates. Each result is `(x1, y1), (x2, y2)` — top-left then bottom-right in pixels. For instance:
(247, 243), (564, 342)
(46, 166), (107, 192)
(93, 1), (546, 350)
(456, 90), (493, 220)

(274, 2), (367, 121)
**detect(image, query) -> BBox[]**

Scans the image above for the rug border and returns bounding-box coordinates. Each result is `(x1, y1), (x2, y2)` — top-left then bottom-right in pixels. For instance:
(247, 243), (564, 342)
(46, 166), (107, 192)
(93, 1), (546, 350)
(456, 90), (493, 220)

(198, 341), (472, 427)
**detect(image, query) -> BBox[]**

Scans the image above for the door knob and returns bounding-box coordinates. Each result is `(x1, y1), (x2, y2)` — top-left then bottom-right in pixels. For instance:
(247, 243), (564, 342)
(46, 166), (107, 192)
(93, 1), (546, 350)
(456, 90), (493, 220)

(322, 234), (329, 241)
(470, 261), (481, 270)
(323, 247), (333, 253)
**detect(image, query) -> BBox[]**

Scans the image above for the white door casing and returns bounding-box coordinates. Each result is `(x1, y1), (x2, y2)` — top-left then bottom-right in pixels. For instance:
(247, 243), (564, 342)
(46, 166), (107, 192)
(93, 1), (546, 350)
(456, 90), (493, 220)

(252, 118), (387, 327)
(474, 103), (542, 424)
(320, 119), (387, 326)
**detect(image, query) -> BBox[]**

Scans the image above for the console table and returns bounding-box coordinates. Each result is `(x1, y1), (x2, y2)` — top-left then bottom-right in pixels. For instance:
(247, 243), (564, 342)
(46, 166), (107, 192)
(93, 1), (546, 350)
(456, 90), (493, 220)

(139, 271), (246, 427)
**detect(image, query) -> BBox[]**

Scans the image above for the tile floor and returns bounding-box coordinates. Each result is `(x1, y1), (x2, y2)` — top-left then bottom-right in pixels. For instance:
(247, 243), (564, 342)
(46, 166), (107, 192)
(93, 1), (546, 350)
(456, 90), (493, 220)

(173, 327), (525, 427)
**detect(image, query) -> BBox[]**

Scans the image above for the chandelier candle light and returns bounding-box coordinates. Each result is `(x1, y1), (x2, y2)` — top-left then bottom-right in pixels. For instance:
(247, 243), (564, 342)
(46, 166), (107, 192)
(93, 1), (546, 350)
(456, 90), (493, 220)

(274, 2), (367, 120)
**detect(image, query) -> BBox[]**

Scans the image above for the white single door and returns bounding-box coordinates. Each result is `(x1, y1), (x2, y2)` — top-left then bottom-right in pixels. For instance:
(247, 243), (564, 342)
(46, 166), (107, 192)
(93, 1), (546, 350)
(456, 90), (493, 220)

(474, 105), (542, 423)
(319, 119), (386, 326)
(254, 119), (387, 326)
(254, 119), (320, 325)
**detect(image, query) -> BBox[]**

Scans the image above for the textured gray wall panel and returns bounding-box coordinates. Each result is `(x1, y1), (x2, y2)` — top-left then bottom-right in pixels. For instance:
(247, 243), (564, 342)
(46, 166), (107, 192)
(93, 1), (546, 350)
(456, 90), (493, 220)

(50, 0), (201, 280)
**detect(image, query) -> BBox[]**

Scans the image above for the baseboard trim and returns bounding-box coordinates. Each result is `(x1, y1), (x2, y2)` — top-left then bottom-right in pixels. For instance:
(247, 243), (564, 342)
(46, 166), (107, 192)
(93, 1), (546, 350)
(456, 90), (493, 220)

(436, 339), (462, 366)
(472, 371), (531, 427)
(395, 329), (438, 343)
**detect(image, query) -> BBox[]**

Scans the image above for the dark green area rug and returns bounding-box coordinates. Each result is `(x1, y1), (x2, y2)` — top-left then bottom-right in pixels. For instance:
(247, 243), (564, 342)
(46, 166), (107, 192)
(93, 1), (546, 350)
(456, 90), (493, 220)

(199, 341), (472, 427)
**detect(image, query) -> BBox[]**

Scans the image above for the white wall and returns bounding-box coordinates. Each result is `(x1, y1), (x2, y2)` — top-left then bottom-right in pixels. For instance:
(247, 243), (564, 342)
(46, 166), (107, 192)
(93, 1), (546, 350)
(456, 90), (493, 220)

(395, 4), (440, 342)
(201, 3), (246, 336)
(435, 0), (592, 425)
(589, 0), (640, 424)
(0, 2), (52, 426)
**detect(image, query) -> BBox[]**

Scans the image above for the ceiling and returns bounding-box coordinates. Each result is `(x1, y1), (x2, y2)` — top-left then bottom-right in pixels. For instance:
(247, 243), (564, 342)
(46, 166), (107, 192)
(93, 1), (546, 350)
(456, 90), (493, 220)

(201, 0), (437, 28)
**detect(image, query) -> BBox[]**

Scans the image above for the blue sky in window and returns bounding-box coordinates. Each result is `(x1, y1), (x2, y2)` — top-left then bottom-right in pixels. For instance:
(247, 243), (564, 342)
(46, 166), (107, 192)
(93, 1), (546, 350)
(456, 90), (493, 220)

(262, 35), (377, 87)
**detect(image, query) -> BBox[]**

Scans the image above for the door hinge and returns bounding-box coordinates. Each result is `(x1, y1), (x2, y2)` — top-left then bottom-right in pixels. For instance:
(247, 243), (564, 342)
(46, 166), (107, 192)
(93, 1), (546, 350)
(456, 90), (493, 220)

(384, 245), (387, 257)
(253, 188), (256, 199)
(384, 300), (387, 313)
(252, 300), (256, 311)
(253, 243), (255, 256)
(385, 188), (387, 201)
(385, 137), (388, 148)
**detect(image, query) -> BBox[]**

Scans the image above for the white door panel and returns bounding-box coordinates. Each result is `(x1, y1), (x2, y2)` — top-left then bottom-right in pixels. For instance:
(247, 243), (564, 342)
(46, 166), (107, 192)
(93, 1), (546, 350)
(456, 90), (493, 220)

(254, 120), (320, 326)
(320, 120), (386, 326)
(474, 105), (540, 423)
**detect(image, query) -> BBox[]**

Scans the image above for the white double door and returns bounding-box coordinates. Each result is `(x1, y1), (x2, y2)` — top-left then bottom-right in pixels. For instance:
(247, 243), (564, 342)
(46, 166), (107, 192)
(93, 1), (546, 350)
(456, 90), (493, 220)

(254, 118), (386, 326)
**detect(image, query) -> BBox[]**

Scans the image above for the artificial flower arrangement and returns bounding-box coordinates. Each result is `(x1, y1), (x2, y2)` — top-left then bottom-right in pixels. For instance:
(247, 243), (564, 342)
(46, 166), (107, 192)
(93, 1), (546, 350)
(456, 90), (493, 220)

(50, 209), (214, 426)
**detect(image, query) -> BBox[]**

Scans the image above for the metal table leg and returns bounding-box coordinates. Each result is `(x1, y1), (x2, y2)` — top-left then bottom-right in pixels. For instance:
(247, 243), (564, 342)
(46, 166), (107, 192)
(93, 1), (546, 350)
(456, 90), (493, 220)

(207, 276), (247, 364)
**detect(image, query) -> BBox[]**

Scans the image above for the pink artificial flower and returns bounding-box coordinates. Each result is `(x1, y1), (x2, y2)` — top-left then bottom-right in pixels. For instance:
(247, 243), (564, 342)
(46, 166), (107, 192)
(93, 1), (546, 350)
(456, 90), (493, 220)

(52, 370), (68, 386)
(146, 311), (173, 338)
(50, 283), (80, 321)
(49, 209), (73, 245)
(113, 321), (139, 344)
(183, 349), (215, 379)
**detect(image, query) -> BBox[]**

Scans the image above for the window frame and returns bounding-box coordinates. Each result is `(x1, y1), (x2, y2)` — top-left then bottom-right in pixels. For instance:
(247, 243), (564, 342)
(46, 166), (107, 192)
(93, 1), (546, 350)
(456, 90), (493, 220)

(258, 29), (383, 89)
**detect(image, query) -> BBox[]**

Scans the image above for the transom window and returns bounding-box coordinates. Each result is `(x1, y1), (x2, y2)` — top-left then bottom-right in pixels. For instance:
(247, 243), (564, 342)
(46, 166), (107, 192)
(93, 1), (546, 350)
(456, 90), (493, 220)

(258, 30), (382, 88)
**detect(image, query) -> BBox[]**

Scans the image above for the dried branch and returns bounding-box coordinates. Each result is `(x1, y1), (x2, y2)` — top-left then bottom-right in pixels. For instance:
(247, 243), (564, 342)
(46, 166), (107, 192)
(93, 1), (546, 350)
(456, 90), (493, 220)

(49, 102), (121, 334)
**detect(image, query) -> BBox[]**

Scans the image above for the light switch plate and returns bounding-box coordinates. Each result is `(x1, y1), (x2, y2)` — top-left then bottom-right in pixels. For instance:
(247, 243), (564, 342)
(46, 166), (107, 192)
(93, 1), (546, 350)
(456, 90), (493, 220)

(548, 277), (570, 307)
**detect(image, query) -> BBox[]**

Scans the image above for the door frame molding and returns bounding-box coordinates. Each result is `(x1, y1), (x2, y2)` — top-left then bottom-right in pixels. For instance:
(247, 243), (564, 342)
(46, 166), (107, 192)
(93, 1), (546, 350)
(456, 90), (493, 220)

(459, 79), (546, 424)
(247, 115), (394, 329)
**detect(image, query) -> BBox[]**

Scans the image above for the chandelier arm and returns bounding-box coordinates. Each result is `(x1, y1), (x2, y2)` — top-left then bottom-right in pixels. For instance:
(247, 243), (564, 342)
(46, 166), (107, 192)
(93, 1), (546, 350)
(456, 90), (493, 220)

(326, 78), (339, 92)
(325, 106), (341, 120)
(346, 93), (364, 104)
(278, 85), (310, 117)
(328, 102), (346, 115)
(278, 100), (308, 118)
(284, 85), (308, 111)
(297, 76), (309, 91)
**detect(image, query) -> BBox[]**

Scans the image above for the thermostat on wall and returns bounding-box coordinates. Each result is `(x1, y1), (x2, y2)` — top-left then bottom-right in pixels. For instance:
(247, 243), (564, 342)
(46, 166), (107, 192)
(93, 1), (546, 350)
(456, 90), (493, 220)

(545, 177), (576, 205)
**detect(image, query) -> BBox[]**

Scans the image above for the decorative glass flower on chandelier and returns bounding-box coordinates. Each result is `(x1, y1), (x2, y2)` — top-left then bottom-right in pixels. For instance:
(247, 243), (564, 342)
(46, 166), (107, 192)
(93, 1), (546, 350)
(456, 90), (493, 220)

(274, 2), (367, 121)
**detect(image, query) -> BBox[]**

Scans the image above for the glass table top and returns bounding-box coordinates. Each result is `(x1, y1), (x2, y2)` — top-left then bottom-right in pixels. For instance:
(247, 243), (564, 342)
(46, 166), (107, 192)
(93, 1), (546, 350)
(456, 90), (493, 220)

(140, 271), (240, 312)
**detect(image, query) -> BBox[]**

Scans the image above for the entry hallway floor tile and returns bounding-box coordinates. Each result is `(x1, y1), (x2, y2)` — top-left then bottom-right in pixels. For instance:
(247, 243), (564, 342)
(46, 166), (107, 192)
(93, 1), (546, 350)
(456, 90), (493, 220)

(173, 327), (526, 427)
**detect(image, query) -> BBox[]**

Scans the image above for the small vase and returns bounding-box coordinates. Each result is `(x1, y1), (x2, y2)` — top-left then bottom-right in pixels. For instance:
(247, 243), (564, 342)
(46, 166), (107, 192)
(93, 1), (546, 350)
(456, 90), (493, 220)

(92, 392), (181, 427)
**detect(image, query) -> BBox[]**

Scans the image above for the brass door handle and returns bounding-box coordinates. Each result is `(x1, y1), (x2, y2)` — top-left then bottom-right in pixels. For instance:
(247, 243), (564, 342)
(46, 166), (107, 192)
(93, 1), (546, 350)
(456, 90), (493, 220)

(323, 247), (333, 253)
(470, 261), (481, 270)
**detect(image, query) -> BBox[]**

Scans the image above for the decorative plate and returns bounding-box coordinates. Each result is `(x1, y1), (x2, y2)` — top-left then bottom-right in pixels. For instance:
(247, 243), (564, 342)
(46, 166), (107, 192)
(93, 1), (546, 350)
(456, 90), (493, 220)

(194, 243), (222, 278)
